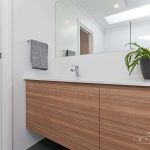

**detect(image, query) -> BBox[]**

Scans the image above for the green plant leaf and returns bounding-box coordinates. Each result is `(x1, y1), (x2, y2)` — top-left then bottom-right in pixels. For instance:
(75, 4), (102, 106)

(129, 57), (142, 75)
(126, 42), (141, 48)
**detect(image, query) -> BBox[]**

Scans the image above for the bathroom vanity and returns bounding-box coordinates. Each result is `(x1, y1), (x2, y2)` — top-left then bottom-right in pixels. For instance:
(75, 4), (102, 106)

(26, 79), (150, 150)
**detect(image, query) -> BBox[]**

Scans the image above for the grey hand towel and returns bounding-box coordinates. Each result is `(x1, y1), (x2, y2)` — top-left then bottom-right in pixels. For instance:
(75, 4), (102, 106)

(30, 40), (48, 70)
(66, 50), (76, 56)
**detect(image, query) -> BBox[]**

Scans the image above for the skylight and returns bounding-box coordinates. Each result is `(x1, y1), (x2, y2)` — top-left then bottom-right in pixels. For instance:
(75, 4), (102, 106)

(138, 35), (150, 40)
(105, 4), (150, 24)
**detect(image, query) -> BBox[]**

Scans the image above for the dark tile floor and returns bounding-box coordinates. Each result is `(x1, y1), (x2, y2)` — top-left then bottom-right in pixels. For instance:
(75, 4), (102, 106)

(27, 138), (69, 150)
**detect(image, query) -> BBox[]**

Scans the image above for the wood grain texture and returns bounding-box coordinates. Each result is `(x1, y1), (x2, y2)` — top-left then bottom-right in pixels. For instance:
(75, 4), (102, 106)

(100, 86), (150, 150)
(26, 80), (100, 150)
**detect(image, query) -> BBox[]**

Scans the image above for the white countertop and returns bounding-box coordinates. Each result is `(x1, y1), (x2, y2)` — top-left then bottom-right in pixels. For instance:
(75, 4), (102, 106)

(24, 77), (150, 87)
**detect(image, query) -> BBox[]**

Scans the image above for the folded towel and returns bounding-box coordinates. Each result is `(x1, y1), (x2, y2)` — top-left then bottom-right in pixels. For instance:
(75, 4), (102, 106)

(30, 40), (48, 70)
(66, 50), (76, 56)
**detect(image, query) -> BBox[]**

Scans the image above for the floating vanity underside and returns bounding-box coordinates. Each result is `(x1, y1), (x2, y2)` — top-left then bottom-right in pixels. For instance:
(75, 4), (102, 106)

(26, 79), (150, 150)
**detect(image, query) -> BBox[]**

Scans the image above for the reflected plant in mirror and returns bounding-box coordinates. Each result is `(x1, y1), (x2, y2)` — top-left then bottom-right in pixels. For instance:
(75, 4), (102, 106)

(55, 0), (150, 58)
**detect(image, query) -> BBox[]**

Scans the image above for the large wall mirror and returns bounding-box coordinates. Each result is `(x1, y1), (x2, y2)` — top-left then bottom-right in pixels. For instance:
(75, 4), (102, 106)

(55, 0), (150, 58)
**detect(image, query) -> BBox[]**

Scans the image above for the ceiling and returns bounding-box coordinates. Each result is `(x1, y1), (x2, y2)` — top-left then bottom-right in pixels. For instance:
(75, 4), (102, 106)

(74, 0), (150, 28)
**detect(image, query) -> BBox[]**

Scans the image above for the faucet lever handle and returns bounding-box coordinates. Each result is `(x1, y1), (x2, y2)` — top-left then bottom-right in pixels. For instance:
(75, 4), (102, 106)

(72, 65), (79, 69)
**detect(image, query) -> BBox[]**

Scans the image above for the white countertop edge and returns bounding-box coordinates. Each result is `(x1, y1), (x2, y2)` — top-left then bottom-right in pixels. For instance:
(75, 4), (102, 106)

(23, 77), (150, 87)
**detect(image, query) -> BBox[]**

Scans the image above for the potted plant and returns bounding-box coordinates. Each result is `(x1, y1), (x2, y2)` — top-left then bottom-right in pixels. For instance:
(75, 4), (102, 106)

(125, 42), (150, 79)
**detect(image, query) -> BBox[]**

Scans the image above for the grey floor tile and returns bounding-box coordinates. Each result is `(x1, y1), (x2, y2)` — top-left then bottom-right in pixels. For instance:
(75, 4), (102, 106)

(27, 138), (69, 150)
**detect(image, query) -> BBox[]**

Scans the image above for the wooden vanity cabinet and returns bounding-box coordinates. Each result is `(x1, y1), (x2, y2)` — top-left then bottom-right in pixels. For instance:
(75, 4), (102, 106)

(26, 80), (100, 150)
(26, 80), (150, 150)
(100, 86), (150, 150)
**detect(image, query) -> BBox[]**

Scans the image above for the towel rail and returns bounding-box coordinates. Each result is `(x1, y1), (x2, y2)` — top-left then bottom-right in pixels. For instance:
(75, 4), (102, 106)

(27, 40), (32, 45)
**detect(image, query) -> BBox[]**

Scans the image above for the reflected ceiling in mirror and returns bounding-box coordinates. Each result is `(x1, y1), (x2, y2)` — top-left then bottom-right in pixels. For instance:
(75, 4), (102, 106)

(55, 0), (150, 58)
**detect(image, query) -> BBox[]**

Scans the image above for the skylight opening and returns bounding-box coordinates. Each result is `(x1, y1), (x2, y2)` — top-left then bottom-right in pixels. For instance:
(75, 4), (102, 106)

(105, 4), (150, 24)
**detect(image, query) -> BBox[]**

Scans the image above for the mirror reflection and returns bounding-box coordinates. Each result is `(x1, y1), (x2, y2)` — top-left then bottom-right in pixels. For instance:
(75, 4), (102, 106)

(56, 0), (150, 58)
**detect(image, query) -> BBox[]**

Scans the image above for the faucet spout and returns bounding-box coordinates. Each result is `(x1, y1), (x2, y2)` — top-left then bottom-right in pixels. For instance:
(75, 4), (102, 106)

(71, 65), (80, 78)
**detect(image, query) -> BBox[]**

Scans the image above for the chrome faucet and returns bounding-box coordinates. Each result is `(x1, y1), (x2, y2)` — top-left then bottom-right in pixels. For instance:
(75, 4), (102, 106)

(71, 65), (80, 78)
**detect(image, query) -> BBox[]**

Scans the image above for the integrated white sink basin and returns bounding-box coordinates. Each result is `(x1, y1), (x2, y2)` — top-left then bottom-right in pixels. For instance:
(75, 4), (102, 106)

(24, 76), (150, 87)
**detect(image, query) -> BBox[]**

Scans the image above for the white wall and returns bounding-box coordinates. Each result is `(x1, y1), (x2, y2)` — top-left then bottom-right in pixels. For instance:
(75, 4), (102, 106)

(50, 51), (142, 80)
(104, 24), (130, 52)
(132, 20), (150, 48)
(104, 20), (150, 51)
(13, 0), (55, 150)
(56, 0), (104, 57)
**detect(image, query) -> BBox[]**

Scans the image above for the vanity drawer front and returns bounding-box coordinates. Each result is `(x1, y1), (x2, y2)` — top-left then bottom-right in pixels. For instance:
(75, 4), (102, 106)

(26, 81), (100, 150)
(100, 86), (150, 150)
